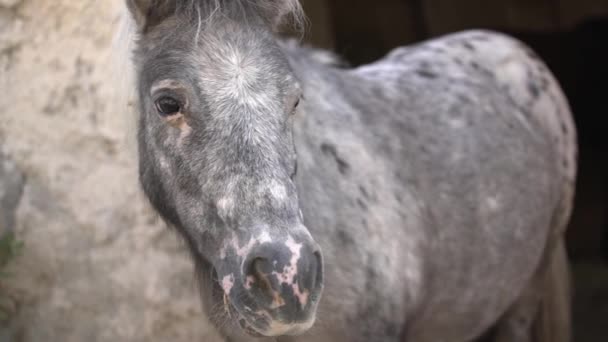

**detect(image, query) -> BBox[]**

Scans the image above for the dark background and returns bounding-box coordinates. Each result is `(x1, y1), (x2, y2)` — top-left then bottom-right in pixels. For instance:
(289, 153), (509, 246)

(297, 0), (608, 340)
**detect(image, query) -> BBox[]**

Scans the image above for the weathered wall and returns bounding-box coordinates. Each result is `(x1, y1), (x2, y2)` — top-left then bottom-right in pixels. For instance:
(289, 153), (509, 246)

(0, 0), (220, 341)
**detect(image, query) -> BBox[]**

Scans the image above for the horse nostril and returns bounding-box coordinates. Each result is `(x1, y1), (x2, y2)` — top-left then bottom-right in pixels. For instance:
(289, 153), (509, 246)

(250, 257), (274, 293)
(241, 242), (324, 313)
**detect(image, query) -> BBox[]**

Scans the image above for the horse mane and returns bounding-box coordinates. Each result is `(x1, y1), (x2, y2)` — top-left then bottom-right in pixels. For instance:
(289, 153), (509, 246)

(129, 0), (306, 33)
(280, 39), (348, 68)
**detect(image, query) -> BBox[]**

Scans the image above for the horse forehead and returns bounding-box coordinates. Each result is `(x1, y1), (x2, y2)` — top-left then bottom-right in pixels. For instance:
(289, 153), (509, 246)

(193, 40), (288, 109)
(202, 44), (263, 82)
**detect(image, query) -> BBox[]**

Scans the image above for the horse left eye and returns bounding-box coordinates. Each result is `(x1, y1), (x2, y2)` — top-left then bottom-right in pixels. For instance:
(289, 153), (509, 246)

(155, 96), (181, 116)
(291, 99), (301, 115)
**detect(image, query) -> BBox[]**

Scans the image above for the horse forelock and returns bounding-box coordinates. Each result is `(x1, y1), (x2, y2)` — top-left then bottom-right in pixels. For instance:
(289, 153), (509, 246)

(112, 0), (306, 119)
(126, 0), (306, 34)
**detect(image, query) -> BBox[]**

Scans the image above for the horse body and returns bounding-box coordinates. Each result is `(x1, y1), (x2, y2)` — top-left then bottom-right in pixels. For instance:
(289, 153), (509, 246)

(285, 30), (575, 342)
(123, 1), (576, 341)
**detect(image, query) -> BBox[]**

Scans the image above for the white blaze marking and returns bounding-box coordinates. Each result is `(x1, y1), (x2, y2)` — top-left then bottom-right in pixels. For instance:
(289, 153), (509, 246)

(222, 274), (235, 294)
(216, 196), (234, 219)
(258, 231), (272, 244)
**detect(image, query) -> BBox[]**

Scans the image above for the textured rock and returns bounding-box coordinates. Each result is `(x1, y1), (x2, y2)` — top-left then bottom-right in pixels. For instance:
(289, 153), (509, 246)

(0, 1), (220, 341)
(0, 0), (22, 9)
(0, 152), (24, 235)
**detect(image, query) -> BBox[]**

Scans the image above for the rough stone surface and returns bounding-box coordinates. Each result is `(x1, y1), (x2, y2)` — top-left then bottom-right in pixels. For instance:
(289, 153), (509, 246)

(0, 0), (22, 9)
(0, 152), (25, 235)
(0, 0), (220, 341)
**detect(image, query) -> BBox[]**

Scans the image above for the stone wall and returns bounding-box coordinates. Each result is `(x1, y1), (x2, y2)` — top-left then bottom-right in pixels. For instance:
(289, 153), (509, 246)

(0, 0), (220, 341)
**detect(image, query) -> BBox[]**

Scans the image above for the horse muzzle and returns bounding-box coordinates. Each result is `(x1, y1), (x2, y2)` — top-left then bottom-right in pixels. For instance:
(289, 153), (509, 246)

(215, 233), (324, 337)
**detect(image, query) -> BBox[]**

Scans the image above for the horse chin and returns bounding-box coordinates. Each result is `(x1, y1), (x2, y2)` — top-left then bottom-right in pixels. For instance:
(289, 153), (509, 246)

(226, 296), (313, 337)
(232, 302), (316, 338)
(211, 279), (315, 338)
(207, 275), (263, 337)
(236, 314), (267, 338)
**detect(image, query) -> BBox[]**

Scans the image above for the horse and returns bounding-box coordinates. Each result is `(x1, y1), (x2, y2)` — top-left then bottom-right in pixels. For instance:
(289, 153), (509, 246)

(122, 1), (577, 341)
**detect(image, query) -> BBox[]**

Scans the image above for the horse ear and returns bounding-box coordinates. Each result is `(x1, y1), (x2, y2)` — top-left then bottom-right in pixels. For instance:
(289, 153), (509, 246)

(257, 0), (304, 30)
(125, 0), (176, 32)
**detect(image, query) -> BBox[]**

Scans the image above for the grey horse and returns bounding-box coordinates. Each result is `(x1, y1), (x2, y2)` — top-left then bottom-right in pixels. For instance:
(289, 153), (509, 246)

(123, 1), (577, 341)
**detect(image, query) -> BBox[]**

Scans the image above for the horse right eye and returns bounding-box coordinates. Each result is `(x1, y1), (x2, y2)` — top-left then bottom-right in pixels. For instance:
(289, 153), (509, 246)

(155, 96), (181, 116)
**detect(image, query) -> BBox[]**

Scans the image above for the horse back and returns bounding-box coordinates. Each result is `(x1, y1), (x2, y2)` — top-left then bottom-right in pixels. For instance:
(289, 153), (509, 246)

(344, 30), (577, 341)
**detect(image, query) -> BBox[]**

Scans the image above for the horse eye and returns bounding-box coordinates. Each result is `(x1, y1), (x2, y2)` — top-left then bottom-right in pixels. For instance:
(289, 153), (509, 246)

(155, 96), (181, 116)
(291, 98), (301, 115)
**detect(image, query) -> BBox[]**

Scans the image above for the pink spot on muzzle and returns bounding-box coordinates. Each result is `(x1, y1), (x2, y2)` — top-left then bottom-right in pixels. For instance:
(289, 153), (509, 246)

(272, 237), (310, 306)
(222, 274), (235, 294)
(245, 275), (256, 290)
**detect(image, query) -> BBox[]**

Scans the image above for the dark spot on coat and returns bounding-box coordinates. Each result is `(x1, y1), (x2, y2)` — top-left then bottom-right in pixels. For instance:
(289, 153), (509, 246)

(416, 69), (438, 79)
(457, 93), (471, 103)
(540, 76), (550, 90)
(321, 143), (350, 175)
(336, 229), (355, 247)
(470, 61), (481, 70)
(365, 265), (377, 291)
(356, 198), (368, 210)
(359, 185), (370, 199)
(560, 122), (569, 135)
(394, 191), (404, 203)
(463, 41), (476, 51)
(371, 86), (386, 99)
(527, 81), (540, 98)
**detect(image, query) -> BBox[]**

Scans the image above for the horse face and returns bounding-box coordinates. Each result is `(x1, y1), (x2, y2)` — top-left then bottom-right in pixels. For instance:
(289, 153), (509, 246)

(127, 1), (323, 337)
